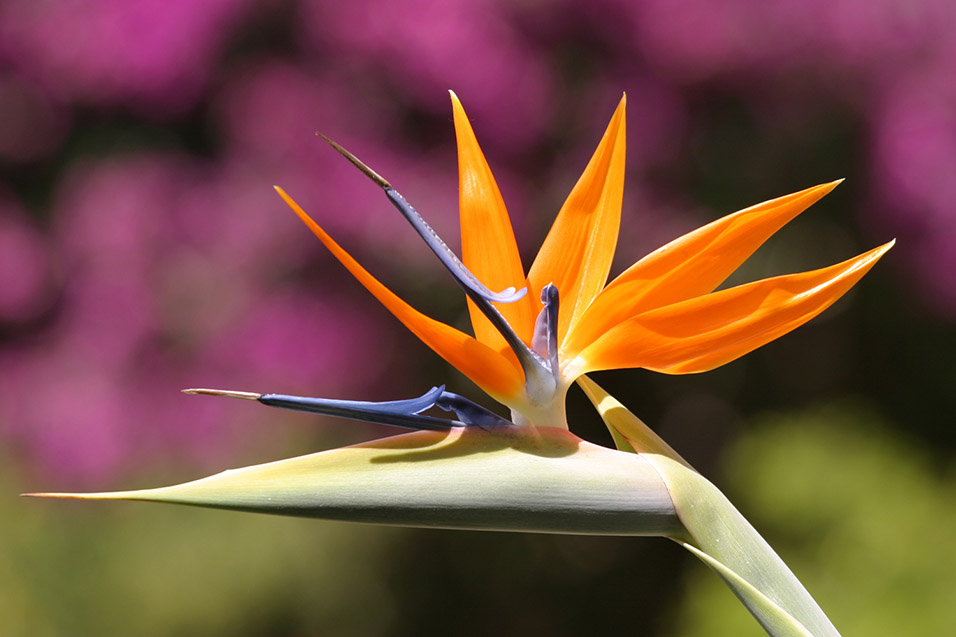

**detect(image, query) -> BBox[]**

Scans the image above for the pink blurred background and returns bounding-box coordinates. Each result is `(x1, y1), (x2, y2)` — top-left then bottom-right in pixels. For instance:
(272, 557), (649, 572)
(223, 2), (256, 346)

(1, 0), (953, 485)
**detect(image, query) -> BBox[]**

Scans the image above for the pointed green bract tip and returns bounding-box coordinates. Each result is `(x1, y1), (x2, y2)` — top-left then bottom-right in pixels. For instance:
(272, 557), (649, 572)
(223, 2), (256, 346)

(22, 491), (135, 500)
(183, 388), (261, 400)
(22, 427), (683, 536)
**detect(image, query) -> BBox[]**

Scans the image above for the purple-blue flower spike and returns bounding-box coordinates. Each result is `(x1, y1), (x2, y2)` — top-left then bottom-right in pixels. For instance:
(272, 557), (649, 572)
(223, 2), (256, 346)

(183, 386), (514, 431)
(315, 136), (523, 301)
(317, 133), (554, 394)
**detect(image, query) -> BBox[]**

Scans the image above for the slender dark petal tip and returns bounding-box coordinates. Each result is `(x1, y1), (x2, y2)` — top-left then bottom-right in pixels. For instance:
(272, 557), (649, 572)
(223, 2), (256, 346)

(540, 283), (558, 303)
(182, 388), (262, 401)
(317, 133), (392, 189)
(381, 188), (527, 308)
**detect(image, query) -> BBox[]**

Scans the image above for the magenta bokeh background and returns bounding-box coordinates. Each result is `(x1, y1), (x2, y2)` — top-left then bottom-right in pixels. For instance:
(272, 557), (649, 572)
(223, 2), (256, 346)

(2, 0), (954, 483)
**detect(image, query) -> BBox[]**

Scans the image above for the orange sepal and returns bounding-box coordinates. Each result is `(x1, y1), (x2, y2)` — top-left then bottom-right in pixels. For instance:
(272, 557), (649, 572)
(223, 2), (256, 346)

(564, 181), (843, 356)
(577, 241), (893, 375)
(275, 187), (524, 400)
(528, 95), (626, 341)
(451, 92), (536, 349)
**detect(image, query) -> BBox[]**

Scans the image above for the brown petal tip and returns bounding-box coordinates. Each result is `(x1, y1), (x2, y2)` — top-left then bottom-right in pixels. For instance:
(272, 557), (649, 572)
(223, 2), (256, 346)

(316, 133), (392, 189)
(182, 388), (262, 401)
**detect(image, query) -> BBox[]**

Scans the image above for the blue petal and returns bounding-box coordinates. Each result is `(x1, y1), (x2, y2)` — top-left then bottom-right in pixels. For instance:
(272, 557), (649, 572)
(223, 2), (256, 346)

(384, 185), (552, 391)
(435, 391), (514, 428)
(184, 384), (519, 431)
(319, 134), (554, 392)
(316, 133), (524, 304)
(256, 386), (463, 430)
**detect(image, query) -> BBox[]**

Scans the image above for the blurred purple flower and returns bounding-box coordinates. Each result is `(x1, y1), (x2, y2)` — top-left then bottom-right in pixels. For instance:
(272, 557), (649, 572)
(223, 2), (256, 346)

(0, 73), (69, 163)
(603, 0), (952, 81)
(300, 0), (552, 151)
(0, 153), (389, 483)
(213, 59), (471, 257)
(871, 43), (956, 316)
(0, 0), (259, 115)
(591, 0), (956, 318)
(4, 0), (956, 485)
(0, 192), (55, 322)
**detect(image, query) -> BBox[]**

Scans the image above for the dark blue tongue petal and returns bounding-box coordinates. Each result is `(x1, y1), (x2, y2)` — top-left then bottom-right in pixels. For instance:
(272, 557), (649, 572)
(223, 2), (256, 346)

(383, 188), (526, 303)
(318, 133), (525, 303)
(183, 386), (514, 431)
(318, 133), (552, 392)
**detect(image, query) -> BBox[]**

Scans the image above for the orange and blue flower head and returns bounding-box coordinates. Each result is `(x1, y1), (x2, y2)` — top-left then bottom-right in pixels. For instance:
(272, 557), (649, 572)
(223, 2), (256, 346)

(205, 92), (891, 433)
(34, 94), (887, 636)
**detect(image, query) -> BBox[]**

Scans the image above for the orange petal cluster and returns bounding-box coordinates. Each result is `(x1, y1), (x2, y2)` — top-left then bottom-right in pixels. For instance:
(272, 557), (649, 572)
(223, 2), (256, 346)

(277, 93), (892, 407)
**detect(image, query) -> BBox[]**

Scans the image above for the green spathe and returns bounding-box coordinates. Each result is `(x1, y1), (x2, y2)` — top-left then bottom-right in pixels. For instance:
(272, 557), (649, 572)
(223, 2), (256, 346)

(29, 426), (681, 537)
(29, 386), (844, 636)
(578, 375), (839, 637)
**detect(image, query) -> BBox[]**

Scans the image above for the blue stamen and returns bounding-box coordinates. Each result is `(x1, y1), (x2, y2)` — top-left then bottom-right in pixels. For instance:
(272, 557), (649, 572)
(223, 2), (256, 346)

(185, 386), (515, 431)
(532, 283), (560, 382)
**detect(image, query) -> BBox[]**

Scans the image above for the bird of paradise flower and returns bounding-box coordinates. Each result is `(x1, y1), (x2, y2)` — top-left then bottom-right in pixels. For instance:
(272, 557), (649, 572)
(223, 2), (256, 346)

(30, 93), (891, 636)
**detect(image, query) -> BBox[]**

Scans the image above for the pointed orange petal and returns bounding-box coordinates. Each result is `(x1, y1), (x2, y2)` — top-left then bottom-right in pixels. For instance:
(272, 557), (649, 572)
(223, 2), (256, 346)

(576, 241), (893, 375)
(528, 95), (626, 342)
(451, 92), (536, 348)
(275, 187), (523, 400)
(564, 181), (844, 358)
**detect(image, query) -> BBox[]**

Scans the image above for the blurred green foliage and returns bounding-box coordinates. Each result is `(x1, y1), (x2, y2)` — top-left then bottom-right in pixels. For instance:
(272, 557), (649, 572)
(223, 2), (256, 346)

(673, 401), (956, 636)
(7, 405), (956, 635)
(1, 473), (405, 636)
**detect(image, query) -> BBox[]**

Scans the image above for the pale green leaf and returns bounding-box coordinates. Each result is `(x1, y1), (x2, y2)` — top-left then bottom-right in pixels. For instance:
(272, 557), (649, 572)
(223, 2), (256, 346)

(580, 379), (840, 636)
(649, 454), (840, 636)
(28, 426), (682, 537)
